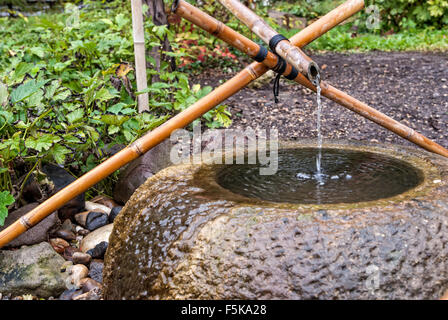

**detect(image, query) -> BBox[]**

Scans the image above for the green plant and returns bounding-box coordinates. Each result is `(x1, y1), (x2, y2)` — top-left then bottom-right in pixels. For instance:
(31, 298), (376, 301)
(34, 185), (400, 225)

(0, 190), (15, 226)
(0, 0), (232, 204)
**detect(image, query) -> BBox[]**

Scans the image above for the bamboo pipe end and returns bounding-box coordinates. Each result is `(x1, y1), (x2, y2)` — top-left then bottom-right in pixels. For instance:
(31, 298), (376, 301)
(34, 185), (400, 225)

(308, 62), (321, 86)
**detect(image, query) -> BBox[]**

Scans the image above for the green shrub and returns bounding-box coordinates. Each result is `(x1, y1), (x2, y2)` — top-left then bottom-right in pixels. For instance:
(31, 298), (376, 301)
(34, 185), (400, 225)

(366, 0), (448, 31)
(0, 0), (231, 205)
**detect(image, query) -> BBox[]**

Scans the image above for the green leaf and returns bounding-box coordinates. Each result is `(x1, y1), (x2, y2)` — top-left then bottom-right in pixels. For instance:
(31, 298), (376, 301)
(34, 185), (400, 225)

(0, 191), (15, 227)
(30, 47), (45, 58)
(66, 108), (84, 123)
(54, 89), (71, 101)
(50, 144), (71, 164)
(100, 114), (129, 126)
(25, 134), (61, 152)
(95, 87), (117, 102)
(13, 62), (34, 83)
(62, 134), (81, 144)
(107, 103), (125, 115)
(45, 80), (60, 99)
(10, 80), (47, 104)
(99, 18), (113, 26)
(108, 125), (120, 135)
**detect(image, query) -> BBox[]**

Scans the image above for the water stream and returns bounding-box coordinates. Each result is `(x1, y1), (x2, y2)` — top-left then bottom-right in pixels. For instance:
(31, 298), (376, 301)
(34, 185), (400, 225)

(315, 83), (324, 185)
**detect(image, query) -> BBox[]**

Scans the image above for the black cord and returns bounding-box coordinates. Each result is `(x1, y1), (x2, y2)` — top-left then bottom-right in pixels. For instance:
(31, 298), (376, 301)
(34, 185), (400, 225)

(273, 72), (282, 104)
(271, 55), (287, 104)
(254, 46), (268, 63)
(268, 34), (290, 104)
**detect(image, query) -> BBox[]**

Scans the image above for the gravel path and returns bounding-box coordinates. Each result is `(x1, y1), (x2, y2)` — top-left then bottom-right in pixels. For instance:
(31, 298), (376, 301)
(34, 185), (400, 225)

(196, 51), (448, 150)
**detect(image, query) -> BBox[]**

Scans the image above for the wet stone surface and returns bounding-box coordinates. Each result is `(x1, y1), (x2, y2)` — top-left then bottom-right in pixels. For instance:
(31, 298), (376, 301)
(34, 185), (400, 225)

(103, 140), (448, 300)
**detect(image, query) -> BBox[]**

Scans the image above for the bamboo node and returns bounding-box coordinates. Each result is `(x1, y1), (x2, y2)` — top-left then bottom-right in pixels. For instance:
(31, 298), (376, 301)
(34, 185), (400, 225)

(213, 21), (225, 36)
(131, 140), (144, 156)
(20, 216), (32, 230)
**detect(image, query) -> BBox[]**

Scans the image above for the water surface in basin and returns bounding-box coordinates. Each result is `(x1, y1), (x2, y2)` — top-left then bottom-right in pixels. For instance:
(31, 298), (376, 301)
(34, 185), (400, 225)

(217, 148), (423, 204)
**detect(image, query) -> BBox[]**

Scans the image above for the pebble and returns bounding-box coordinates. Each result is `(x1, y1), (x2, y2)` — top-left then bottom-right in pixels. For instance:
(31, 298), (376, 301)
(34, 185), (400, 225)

(85, 211), (109, 231)
(87, 241), (108, 259)
(72, 252), (92, 266)
(54, 229), (76, 241)
(91, 196), (118, 209)
(61, 219), (75, 232)
(85, 201), (111, 215)
(109, 206), (122, 223)
(68, 264), (89, 289)
(59, 289), (83, 300)
(72, 287), (102, 300)
(63, 246), (81, 261)
(75, 225), (89, 236)
(74, 211), (90, 227)
(75, 211), (109, 231)
(49, 238), (70, 254)
(80, 224), (113, 253)
(80, 278), (102, 293)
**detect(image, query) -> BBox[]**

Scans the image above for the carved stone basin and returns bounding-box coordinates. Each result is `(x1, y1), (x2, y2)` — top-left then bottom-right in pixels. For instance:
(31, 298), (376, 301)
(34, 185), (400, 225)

(103, 140), (448, 299)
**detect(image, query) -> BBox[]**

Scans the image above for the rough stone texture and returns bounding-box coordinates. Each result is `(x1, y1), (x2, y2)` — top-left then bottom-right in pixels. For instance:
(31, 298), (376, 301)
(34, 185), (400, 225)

(89, 261), (104, 284)
(103, 140), (448, 300)
(113, 138), (174, 204)
(0, 203), (59, 248)
(0, 242), (68, 298)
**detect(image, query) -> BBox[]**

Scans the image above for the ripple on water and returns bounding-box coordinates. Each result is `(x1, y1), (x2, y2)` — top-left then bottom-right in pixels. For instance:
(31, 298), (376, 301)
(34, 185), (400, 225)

(217, 148), (423, 204)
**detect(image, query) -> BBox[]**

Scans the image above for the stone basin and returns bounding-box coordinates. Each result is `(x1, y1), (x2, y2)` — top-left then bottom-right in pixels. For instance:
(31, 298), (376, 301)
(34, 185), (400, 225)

(103, 139), (448, 299)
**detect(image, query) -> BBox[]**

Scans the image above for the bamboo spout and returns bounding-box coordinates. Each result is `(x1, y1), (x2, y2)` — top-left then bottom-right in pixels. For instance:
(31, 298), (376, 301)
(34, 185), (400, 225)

(219, 0), (321, 84)
(0, 0), (364, 249)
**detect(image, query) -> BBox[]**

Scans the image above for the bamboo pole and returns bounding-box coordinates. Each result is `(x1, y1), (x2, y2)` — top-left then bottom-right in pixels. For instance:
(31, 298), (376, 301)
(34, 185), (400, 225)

(219, 0), (321, 84)
(175, 0), (298, 79)
(218, 0), (320, 84)
(131, 0), (149, 112)
(0, 0), (364, 249)
(177, 0), (448, 158)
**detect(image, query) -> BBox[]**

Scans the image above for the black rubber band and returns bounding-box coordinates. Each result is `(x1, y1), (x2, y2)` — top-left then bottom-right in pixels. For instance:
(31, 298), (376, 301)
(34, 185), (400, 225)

(253, 45), (268, 63)
(269, 34), (289, 52)
(285, 66), (298, 80)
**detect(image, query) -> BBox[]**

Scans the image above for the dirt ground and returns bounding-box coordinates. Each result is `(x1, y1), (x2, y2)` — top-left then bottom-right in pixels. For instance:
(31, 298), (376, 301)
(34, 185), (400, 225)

(195, 51), (448, 150)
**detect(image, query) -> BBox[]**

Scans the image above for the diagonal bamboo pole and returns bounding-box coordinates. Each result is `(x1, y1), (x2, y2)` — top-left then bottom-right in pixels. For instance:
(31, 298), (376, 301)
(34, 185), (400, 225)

(175, 0), (448, 158)
(0, 0), (364, 249)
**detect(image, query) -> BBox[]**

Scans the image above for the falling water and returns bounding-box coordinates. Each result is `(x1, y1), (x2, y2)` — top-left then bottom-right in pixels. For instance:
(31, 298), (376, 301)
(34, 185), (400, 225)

(315, 83), (324, 185)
